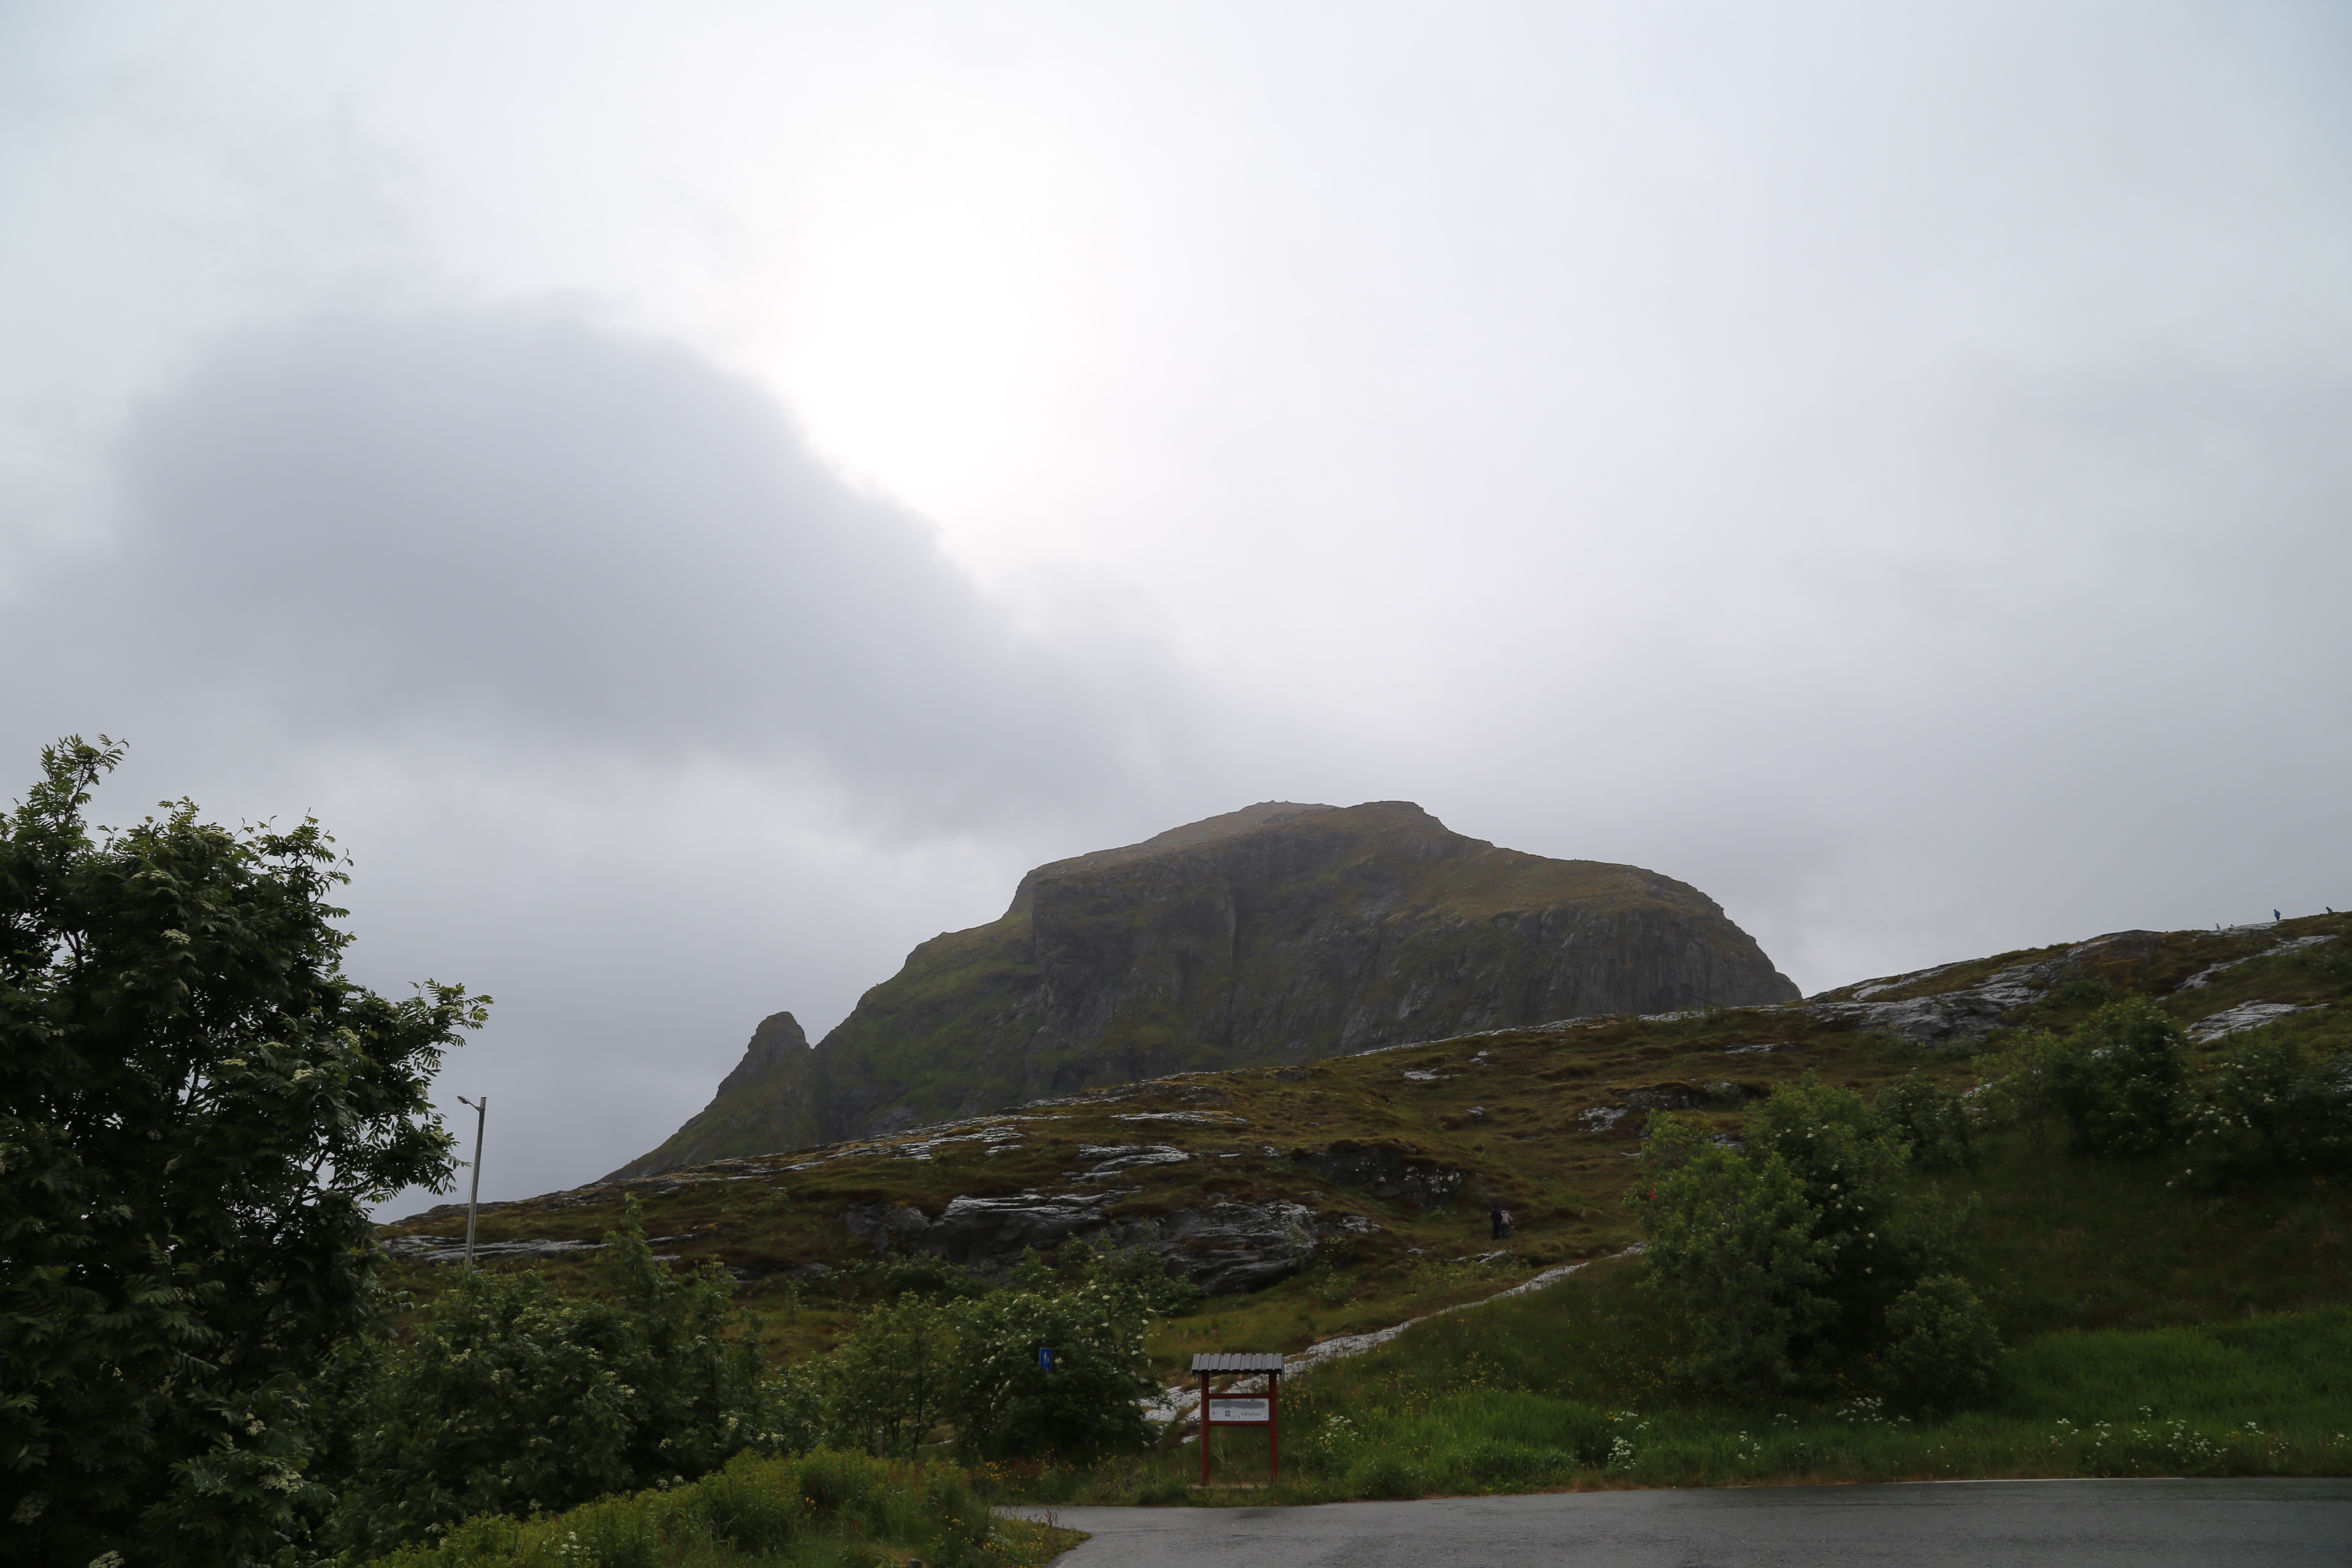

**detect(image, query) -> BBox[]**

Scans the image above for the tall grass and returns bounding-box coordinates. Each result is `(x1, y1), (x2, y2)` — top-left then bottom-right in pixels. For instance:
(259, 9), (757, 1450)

(993, 1277), (2352, 1505)
(1992, 1311), (2352, 1426)
(363, 1448), (1081, 1568)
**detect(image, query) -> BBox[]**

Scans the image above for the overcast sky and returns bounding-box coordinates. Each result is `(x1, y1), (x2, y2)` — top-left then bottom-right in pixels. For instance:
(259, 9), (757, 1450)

(4, 2), (2346, 1215)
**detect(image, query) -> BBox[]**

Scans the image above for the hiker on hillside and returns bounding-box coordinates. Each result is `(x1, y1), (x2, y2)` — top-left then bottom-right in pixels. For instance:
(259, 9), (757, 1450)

(1490, 1201), (1513, 1241)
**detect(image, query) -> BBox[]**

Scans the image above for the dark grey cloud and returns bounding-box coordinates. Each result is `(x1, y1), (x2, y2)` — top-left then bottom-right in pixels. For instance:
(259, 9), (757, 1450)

(0, 303), (1231, 1211)
(107, 305), (1177, 827)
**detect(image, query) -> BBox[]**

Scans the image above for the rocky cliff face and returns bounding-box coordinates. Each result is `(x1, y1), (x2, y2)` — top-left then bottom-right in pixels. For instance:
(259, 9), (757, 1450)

(606, 800), (1798, 1178)
(625, 1010), (818, 1176)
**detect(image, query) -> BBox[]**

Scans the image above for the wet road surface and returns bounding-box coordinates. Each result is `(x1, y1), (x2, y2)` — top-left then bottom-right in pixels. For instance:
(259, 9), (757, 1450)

(1009, 1478), (2352, 1566)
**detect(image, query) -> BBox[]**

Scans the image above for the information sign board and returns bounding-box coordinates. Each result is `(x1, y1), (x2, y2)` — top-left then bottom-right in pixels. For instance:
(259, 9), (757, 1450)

(1207, 1398), (1270, 1424)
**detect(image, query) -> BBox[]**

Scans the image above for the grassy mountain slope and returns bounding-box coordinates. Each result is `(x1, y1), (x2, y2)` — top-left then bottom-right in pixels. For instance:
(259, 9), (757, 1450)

(392, 911), (2351, 1415)
(609, 801), (1799, 1177)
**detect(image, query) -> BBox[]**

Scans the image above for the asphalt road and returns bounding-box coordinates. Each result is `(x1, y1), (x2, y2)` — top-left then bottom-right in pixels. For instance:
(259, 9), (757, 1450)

(1009, 1479), (2352, 1567)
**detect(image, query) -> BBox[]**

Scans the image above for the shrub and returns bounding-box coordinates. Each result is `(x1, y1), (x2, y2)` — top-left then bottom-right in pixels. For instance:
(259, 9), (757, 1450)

(1749, 1074), (1959, 1342)
(1875, 1072), (1979, 1172)
(794, 1242), (1167, 1464)
(760, 1360), (826, 1456)
(1345, 1449), (1425, 1498)
(2043, 971), (2120, 1011)
(821, 1296), (958, 1458)
(2208, 1035), (2352, 1174)
(833, 1254), (994, 1304)
(2051, 997), (2193, 1159)
(319, 1270), (636, 1553)
(1626, 1117), (1835, 1392)
(1877, 1274), (2003, 1414)
(318, 1203), (772, 1556)
(1632, 1083), (1983, 1402)
(1978, 1029), (2072, 1152)
(1081, 1239), (1205, 1315)
(362, 1449), (1028, 1568)
(943, 1283), (1159, 1461)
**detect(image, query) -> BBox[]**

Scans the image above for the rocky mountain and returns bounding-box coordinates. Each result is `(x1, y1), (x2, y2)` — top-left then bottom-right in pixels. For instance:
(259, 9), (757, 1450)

(606, 800), (1798, 1178)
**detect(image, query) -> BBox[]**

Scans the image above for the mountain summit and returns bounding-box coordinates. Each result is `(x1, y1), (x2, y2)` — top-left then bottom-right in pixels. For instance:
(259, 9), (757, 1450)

(608, 801), (1798, 1177)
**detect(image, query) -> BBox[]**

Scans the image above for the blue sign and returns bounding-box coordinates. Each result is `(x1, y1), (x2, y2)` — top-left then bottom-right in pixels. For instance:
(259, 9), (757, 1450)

(1037, 1347), (1057, 1372)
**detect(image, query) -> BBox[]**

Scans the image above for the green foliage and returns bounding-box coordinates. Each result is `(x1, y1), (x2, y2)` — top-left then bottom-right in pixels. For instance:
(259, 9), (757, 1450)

(318, 1202), (772, 1557)
(1748, 1075), (1942, 1334)
(1877, 1274), (2003, 1413)
(1297, 1388), (1611, 1490)
(1977, 1029), (2071, 1153)
(1008, 1246), (1057, 1294)
(2206, 1034), (2352, 1175)
(828, 1253), (993, 1305)
(2042, 970), (2120, 1011)
(1629, 1078), (1976, 1397)
(2051, 997), (2193, 1159)
(943, 1282), (1160, 1461)
(1069, 1235), (1204, 1317)
(794, 1244), (1166, 1463)
(1344, 1448), (1426, 1497)
(819, 1297), (956, 1459)
(1990, 1306), (2352, 1423)
(1874, 1072), (1979, 1172)
(0, 738), (483, 1568)
(1058, 1287), (2350, 1504)
(1626, 1118), (1833, 1391)
(361, 1448), (1066, 1568)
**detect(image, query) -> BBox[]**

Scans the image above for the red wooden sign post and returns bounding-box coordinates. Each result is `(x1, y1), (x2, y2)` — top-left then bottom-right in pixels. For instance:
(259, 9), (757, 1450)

(1191, 1352), (1284, 1488)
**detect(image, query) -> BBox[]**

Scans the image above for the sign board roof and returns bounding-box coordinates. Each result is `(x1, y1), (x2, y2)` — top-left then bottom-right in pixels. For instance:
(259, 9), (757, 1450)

(1191, 1351), (1286, 1372)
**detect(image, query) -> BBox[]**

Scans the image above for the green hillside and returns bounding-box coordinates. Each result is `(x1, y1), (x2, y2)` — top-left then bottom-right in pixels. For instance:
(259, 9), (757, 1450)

(392, 912), (2351, 1413)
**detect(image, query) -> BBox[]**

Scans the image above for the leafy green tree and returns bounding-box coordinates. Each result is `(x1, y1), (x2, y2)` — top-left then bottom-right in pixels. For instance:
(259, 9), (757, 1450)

(1749, 1074), (1957, 1342)
(0, 738), (481, 1568)
(1631, 1083), (1980, 1399)
(2050, 996), (2193, 1158)
(821, 1296), (959, 1459)
(1625, 1117), (1835, 1392)
(319, 1203), (772, 1556)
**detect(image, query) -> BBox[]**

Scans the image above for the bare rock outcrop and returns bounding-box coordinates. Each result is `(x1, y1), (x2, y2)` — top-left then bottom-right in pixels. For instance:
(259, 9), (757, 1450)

(842, 1189), (1378, 1295)
(1806, 930), (2171, 1046)
(1289, 1142), (1467, 1207)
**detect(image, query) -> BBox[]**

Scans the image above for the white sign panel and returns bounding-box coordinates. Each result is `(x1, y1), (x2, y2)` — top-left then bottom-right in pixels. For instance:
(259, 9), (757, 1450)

(1207, 1399), (1270, 1424)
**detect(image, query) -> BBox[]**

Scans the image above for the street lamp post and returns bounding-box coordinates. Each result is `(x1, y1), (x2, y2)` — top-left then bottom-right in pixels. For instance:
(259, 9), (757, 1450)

(457, 1095), (487, 1271)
